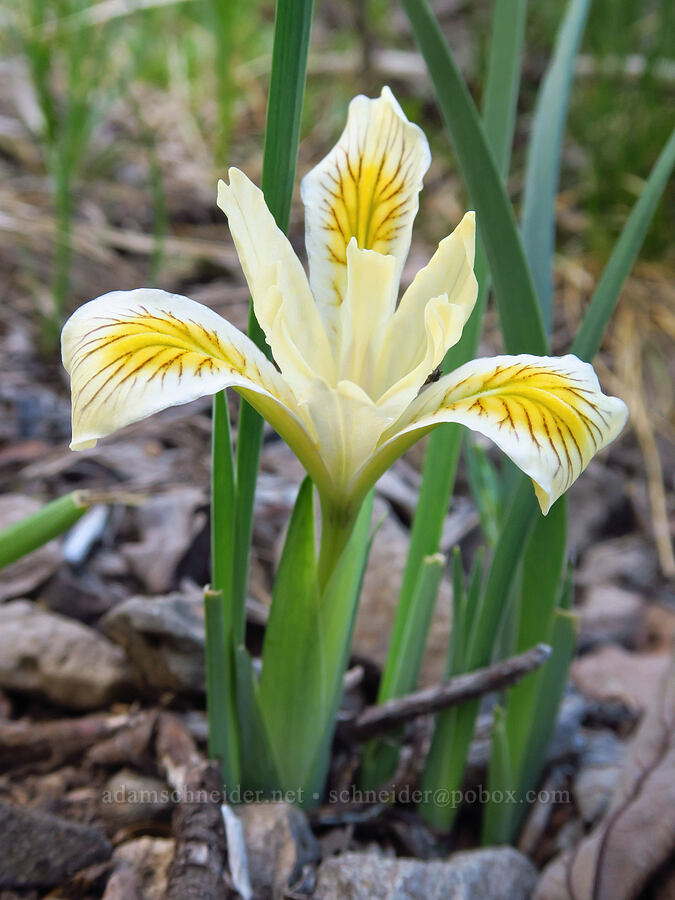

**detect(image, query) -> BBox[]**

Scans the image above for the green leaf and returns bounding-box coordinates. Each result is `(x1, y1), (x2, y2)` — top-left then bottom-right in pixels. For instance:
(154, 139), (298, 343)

(384, 0), (527, 760)
(234, 644), (279, 794)
(231, 0), (315, 637)
(400, 0), (547, 357)
(572, 126), (675, 362)
(521, 0), (590, 331)
(208, 390), (240, 787)
(259, 483), (374, 804)
(360, 553), (445, 788)
(420, 478), (538, 829)
(481, 705), (513, 845)
(465, 438), (503, 547)
(258, 478), (319, 785)
(0, 490), (90, 569)
(204, 588), (240, 788)
(484, 500), (567, 839)
(482, 0), (527, 176)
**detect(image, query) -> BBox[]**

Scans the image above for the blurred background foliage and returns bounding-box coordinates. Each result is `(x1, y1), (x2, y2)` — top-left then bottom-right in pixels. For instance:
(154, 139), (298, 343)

(1, 0), (671, 296)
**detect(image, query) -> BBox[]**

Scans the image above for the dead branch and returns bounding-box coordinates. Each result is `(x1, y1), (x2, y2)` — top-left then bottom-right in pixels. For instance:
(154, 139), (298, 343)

(157, 714), (232, 900)
(339, 644), (552, 742)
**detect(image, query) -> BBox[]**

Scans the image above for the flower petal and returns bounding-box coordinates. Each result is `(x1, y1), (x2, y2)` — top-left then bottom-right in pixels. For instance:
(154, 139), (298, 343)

(338, 239), (398, 386)
(61, 288), (330, 490)
(300, 378), (393, 499)
(371, 211), (478, 406)
(301, 86), (431, 339)
(357, 355), (628, 513)
(217, 169), (335, 385)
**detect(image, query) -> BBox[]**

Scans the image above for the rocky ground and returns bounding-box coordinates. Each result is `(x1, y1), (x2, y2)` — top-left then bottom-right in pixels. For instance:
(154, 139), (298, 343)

(0, 35), (674, 898)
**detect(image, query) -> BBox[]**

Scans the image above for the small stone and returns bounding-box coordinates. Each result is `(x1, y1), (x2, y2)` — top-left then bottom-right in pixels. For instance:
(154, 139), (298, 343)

(100, 770), (173, 826)
(578, 585), (643, 649)
(572, 645), (670, 711)
(113, 837), (174, 900)
(0, 600), (135, 710)
(102, 865), (144, 900)
(237, 802), (320, 899)
(102, 592), (205, 693)
(0, 801), (111, 888)
(573, 730), (625, 823)
(314, 847), (538, 899)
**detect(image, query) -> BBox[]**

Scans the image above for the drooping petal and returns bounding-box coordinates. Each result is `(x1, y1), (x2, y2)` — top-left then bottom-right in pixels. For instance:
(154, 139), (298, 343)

(61, 288), (331, 493)
(301, 86), (431, 339)
(355, 355), (628, 513)
(217, 169), (335, 387)
(370, 211), (478, 407)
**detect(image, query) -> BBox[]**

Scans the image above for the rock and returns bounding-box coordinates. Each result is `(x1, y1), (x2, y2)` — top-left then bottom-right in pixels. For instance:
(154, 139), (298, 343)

(643, 603), (675, 653)
(0, 600), (135, 709)
(572, 645), (670, 711)
(102, 865), (144, 900)
(573, 730), (625, 824)
(102, 591), (205, 693)
(122, 488), (205, 593)
(113, 837), (174, 900)
(100, 770), (173, 826)
(353, 497), (452, 686)
(577, 585), (643, 650)
(237, 802), (320, 899)
(0, 495), (62, 602)
(0, 800), (111, 888)
(536, 657), (675, 900)
(575, 534), (658, 593)
(315, 847), (538, 899)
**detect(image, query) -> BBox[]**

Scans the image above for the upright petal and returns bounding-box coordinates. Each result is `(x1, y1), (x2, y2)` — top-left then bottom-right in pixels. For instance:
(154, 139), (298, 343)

(355, 355), (628, 513)
(217, 170), (335, 386)
(301, 86), (431, 339)
(338, 239), (398, 386)
(62, 288), (331, 494)
(371, 211), (478, 405)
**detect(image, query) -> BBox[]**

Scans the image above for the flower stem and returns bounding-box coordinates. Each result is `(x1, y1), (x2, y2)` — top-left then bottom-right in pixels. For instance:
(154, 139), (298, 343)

(317, 500), (359, 593)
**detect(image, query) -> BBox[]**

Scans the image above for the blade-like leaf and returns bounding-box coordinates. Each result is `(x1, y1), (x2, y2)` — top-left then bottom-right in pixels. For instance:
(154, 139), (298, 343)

(400, 0), (547, 357)
(0, 490), (90, 569)
(384, 0), (528, 736)
(521, 0), (590, 331)
(204, 587), (240, 787)
(361, 553), (445, 788)
(420, 478), (538, 828)
(234, 644), (280, 794)
(232, 0), (315, 636)
(482, 705), (513, 845)
(259, 482), (374, 803)
(572, 126), (675, 363)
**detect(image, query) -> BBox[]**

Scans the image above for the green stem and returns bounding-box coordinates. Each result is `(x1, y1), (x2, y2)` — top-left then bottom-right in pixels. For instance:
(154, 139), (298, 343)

(317, 500), (359, 593)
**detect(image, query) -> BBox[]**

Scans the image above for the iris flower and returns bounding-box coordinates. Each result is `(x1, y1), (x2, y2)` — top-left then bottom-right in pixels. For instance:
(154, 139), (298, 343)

(62, 88), (627, 538)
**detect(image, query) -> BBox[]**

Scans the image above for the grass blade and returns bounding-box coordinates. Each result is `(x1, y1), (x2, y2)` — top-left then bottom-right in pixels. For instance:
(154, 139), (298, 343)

(400, 0), (547, 356)
(420, 478), (538, 828)
(361, 553), (445, 787)
(232, 0), (315, 637)
(572, 126), (675, 362)
(521, 0), (590, 331)
(0, 490), (90, 569)
(481, 705), (512, 845)
(377, 0), (527, 796)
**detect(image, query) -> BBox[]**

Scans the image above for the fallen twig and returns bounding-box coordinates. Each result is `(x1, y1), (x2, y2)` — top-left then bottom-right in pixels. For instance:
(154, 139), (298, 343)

(339, 644), (552, 742)
(0, 710), (152, 773)
(157, 714), (231, 900)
